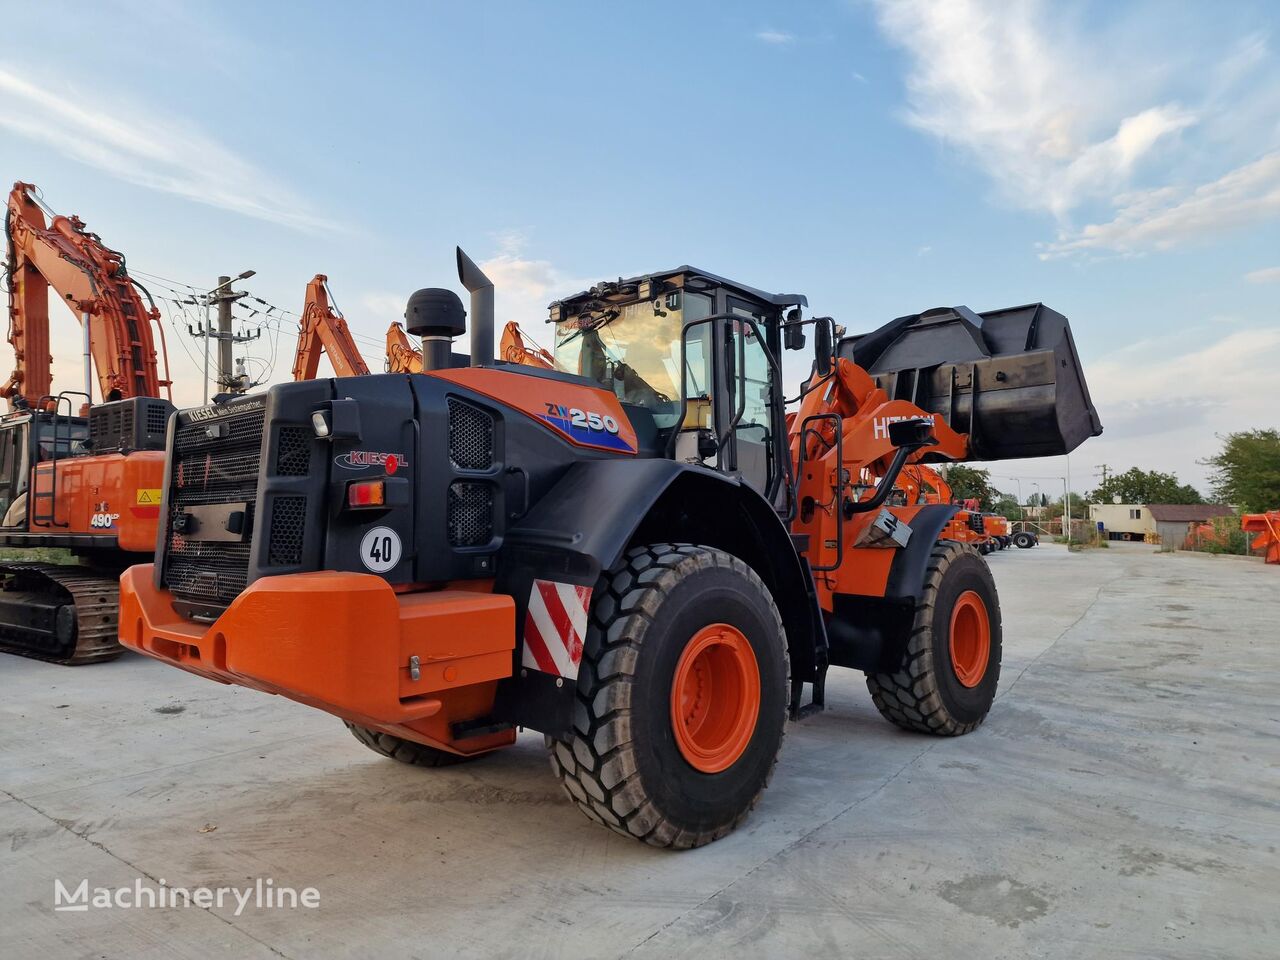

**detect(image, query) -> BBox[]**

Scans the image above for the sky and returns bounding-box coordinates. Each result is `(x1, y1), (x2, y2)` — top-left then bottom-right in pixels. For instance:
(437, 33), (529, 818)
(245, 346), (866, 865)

(2, 0), (1277, 498)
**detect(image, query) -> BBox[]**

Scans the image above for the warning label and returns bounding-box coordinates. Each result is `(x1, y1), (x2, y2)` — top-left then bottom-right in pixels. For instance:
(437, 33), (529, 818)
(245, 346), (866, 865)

(136, 489), (162, 505)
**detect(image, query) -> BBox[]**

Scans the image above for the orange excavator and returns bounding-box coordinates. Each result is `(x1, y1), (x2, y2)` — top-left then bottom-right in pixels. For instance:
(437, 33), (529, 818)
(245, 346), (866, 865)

(387, 319), (554, 373)
(897, 465), (1029, 551)
(385, 321), (421, 374)
(1, 182), (175, 662)
(301, 279), (553, 379)
(1242, 511), (1280, 564)
(292, 274), (370, 381)
(122, 254), (1101, 846)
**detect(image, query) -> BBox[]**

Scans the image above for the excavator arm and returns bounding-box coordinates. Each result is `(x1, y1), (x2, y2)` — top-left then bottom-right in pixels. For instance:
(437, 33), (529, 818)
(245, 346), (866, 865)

(385, 321), (422, 374)
(4, 182), (171, 407)
(385, 319), (555, 374)
(499, 320), (556, 369)
(292, 275), (370, 381)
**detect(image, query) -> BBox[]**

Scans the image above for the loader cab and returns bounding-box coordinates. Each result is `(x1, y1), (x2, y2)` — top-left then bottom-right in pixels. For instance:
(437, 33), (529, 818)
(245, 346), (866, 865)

(550, 269), (804, 506)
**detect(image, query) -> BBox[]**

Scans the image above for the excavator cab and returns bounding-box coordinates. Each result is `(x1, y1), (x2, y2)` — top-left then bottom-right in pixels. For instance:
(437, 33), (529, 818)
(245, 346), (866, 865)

(0, 402), (92, 528)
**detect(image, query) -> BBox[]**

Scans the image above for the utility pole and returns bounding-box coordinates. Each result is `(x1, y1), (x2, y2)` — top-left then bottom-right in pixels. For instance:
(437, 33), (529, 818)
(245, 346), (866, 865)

(191, 270), (256, 402)
(1095, 463), (1111, 486)
(215, 275), (234, 387)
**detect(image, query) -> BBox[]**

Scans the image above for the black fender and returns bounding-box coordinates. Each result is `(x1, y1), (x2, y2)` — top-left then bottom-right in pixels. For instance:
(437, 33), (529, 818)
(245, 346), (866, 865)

(827, 504), (960, 673)
(495, 458), (821, 735)
(884, 504), (960, 600)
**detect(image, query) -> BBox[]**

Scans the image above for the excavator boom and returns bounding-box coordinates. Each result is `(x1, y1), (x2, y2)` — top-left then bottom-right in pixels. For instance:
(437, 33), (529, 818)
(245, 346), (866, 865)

(291, 275), (370, 381)
(385, 321), (422, 374)
(4, 182), (171, 408)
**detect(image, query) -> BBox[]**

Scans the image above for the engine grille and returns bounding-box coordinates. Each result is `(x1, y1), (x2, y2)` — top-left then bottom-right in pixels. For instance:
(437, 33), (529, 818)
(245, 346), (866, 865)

(163, 407), (265, 608)
(88, 397), (174, 453)
(447, 481), (493, 547)
(269, 496), (306, 565)
(275, 426), (311, 476)
(448, 399), (494, 471)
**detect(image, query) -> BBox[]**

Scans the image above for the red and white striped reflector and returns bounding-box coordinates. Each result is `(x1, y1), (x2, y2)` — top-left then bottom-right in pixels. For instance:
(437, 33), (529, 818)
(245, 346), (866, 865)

(521, 579), (591, 679)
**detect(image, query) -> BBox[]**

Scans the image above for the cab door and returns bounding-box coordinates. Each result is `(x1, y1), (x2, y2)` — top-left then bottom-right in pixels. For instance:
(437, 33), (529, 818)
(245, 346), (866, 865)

(677, 300), (785, 506)
(0, 419), (30, 527)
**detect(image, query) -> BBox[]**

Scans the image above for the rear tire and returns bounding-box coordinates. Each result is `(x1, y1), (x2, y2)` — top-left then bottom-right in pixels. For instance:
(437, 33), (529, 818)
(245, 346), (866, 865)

(547, 543), (789, 849)
(866, 541), (1002, 736)
(343, 721), (477, 767)
(1013, 531), (1035, 549)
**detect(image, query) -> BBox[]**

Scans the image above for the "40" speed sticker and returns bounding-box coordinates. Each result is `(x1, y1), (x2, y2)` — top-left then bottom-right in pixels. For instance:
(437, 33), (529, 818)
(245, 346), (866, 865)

(359, 525), (402, 573)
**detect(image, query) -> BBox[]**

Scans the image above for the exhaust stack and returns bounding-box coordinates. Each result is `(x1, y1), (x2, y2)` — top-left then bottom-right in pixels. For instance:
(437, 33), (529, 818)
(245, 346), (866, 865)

(456, 247), (494, 366)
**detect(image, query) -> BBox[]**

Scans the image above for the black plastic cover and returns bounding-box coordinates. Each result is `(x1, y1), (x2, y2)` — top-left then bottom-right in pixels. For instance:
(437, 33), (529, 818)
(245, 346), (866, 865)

(88, 396), (176, 453)
(840, 303), (1102, 460)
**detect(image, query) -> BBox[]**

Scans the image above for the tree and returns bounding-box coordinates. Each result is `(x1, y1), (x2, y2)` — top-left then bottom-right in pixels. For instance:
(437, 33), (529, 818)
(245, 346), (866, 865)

(993, 494), (1022, 521)
(939, 465), (996, 510)
(1087, 467), (1203, 505)
(1202, 429), (1280, 513)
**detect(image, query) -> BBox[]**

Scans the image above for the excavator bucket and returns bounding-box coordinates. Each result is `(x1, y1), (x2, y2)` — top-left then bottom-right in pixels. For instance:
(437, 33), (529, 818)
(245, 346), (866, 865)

(840, 302), (1102, 461)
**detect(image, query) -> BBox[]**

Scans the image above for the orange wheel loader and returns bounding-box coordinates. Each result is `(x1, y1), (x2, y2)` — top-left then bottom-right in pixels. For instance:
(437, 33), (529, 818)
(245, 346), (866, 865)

(120, 251), (1100, 846)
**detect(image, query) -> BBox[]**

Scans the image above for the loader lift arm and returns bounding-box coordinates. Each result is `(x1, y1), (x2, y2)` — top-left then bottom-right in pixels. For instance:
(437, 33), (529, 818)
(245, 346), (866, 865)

(291, 274), (370, 381)
(4, 182), (171, 408)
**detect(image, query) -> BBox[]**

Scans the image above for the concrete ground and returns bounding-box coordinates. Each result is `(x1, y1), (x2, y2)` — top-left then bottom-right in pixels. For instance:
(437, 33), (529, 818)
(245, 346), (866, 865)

(2, 542), (1277, 959)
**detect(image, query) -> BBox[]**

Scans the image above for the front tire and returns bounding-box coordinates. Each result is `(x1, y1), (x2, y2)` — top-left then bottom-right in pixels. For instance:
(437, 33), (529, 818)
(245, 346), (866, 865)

(547, 543), (789, 849)
(866, 541), (1002, 736)
(1013, 531), (1035, 549)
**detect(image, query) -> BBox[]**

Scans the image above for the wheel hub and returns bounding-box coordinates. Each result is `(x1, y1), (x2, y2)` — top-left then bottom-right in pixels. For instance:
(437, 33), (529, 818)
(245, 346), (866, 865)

(949, 590), (991, 688)
(670, 623), (761, 773)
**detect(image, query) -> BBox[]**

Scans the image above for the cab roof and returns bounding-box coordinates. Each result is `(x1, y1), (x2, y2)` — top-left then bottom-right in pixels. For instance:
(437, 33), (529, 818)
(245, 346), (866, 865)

(553, 266), (807, 314)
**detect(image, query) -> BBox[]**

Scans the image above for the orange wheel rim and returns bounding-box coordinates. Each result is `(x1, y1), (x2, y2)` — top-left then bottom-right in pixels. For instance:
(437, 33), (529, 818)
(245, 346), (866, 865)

(949, 590), (991, 688)
(670, 623), (761, 773)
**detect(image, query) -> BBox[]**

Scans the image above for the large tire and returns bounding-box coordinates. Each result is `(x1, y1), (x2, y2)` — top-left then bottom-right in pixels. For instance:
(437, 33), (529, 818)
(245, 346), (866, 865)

(1013, 531), (1035, 549)
(343, 720), (477, 767)
(547, 543), (789, 849)
(866, 541), (1002, 736)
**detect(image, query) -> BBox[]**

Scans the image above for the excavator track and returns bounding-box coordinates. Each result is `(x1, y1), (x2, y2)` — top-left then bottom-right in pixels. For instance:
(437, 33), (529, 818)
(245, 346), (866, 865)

(0, 563), (123, 665)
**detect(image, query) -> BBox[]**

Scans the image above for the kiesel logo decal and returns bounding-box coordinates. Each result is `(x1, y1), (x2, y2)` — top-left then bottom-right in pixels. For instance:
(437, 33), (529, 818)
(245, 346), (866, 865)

(334, 451), (407, 472)
(184, 398), (264, 423)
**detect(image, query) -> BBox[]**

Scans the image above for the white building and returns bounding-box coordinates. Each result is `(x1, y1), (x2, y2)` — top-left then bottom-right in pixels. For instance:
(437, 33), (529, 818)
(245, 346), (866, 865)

(1088, 503), (1156, 541)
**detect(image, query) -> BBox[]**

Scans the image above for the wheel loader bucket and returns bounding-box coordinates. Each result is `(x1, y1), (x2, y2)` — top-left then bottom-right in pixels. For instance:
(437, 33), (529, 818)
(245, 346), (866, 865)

(839, 303), (1102, 460)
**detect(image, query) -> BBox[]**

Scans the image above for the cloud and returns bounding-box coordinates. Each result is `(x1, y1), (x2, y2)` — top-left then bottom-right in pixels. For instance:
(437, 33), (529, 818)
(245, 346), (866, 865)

(1245, 265), (1280, 284)
(756, 29), (796, 45)
(1075, 326), (1280, 484)
(0, 64), (333, 233)
(480, 236), (570, 331)
(870, 0), (1280, 256)
(1041, 151), (1280, 258)
(360, 293), (408, 325)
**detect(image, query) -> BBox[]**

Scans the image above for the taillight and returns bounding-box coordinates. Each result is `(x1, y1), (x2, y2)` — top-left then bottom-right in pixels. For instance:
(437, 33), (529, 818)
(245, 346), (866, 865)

(347, 480), (386, 508)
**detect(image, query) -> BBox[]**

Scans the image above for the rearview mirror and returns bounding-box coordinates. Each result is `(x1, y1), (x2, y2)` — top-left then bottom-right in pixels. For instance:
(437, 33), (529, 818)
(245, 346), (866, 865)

(814, 317), (833, 377)
(783, 307), (806, 351)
